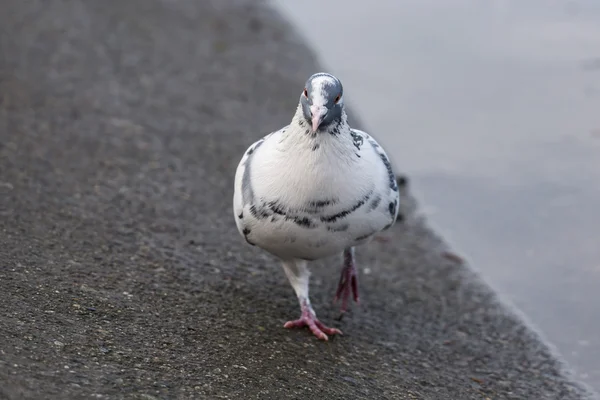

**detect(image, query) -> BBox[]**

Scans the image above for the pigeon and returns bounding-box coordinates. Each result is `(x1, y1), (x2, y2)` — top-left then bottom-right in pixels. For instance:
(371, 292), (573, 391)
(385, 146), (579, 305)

(233, 72), (401, 340)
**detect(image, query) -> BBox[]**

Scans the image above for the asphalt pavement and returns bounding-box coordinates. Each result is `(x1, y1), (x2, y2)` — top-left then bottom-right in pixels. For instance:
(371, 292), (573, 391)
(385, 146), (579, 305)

(0, 0), (597, 399)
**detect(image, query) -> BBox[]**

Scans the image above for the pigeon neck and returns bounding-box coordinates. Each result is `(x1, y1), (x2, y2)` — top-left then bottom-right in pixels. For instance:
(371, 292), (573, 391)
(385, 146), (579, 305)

(290, 104), (350, 137)
(276, 105), (356, 157)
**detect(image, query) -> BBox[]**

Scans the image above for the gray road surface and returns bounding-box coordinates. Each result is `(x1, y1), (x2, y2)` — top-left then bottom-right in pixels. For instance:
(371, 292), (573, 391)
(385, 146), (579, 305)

(273, 1), (600, 389)
(0, 0), (596, 399)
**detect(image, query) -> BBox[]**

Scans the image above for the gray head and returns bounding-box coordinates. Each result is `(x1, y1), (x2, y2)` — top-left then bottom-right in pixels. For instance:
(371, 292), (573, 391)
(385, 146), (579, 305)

(299, 73), (344, 133)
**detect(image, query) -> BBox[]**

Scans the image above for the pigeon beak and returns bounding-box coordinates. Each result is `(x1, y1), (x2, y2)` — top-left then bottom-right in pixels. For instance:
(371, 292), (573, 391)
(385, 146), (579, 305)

(310, 105), (327, 132)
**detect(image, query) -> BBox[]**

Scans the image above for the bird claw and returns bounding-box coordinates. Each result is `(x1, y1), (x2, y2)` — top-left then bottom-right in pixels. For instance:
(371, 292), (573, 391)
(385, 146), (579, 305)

(284, 299), (342, 341)
(284, 315), (342, 341)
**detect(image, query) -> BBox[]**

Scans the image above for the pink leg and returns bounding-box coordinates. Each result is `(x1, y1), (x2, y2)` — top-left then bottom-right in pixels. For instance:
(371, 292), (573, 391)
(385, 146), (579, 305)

(284, 298), (342, 341)
(334, 247), (359, 314)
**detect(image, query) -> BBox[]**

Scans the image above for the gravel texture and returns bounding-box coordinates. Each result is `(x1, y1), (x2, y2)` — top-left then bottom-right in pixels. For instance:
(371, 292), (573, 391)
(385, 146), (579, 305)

(0, 0), (597, 399)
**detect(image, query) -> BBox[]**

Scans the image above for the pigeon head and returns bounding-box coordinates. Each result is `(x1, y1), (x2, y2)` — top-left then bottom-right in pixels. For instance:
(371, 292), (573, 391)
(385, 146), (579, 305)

(300, 72), (344, 133)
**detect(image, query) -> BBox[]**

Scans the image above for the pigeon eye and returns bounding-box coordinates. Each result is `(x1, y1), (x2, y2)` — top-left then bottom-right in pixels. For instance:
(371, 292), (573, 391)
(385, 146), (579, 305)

(334, 94), (341, 104)
(303, 88), (308, 97)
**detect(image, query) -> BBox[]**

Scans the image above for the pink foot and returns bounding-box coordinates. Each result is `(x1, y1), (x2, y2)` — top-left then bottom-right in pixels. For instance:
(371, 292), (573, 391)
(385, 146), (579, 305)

(334, 248), (359, 314)
(284, 299), (342, 341)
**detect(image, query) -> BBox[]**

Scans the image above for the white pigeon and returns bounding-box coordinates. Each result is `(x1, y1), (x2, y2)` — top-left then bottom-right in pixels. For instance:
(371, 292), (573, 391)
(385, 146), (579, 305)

(233, 72), (400, 340)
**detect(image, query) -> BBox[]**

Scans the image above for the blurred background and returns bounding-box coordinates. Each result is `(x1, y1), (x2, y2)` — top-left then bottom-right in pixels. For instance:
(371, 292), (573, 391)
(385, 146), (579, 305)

(272, 0), (600, 391)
